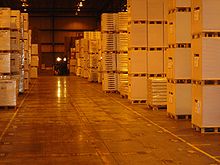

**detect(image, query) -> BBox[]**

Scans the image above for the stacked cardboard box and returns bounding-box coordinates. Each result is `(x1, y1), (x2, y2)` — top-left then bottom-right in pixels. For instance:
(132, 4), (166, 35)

(30, 44), (39, 78)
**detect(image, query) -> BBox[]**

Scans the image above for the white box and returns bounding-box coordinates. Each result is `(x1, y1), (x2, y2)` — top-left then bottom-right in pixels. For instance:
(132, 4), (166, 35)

(117, 33), (128, 52)
(166, 48), (192, 79)
(11, 10), (20, 29)
(167, 82), (192, 116)
(31, 44), (38, 55)
(30, 67), (38, 78)
(192, 84), (220, 127)
(168, 11), (191, 44)
(128, 22), (147, 47)
(102, 52), (117, 71)
(21, 13), (29, 31)
(128, 76), (147, 101)
(127, 0), (148, 21)
(0, 8), (11, 28)
(117, 53), (128, 72)
(0, 79), (17, 106)
(168, 0), (191, 10)
(101, 13), (118, 32)
(192, 37), (220, 80)
(11, 52), (20, 73)
(148, 24), (164, 47)
(102, 33), (117, 52)
(0, 30), (10, 50)
(148, 50), (164, 74)
(192, 0), (220, 34)
(31, 56), (39, 67)
(102, 72), (118, 91)
(128, 50), (147, 74)
(117, 12), (128, 31)
(0, 53), (10, 73)
(148, 0), (164, 21)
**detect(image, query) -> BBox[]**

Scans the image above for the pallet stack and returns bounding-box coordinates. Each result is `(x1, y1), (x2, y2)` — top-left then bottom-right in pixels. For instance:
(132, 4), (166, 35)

(21, 13), (30, 91)
(75, 40), (81, 76)
(116, 12), (129, 97)
(30, 44), (39, 78)
(69, 48), (77, 75)
(79, 38), (89, 78)
(87, 31), (101, 82)
(191, 0), (220, 133)
(0, 8), (18, 108)
(101, 13), (118, 92)
(166, 0), (192, 119)
(146, 0), (168, 108)
(127, 0), (148, 104)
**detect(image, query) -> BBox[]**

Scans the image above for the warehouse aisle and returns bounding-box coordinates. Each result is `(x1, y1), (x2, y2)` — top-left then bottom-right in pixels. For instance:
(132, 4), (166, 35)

(0, 76), (219, 165)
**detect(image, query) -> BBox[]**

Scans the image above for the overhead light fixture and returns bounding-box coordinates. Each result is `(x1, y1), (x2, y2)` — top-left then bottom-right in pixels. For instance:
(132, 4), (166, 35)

(79, 1), (83, 7)
(82, 0), (85, 1)
(77, 8), (80, 12)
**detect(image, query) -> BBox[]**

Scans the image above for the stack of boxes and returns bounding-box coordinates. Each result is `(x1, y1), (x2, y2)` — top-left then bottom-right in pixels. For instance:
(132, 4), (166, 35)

(80, 38), (89, 78)
(101, 13), (118, 92)
(75, 40), (81, 76)
(0, 8), (18, 107)
(69, 48), (77, 75)
(116, 12), (129, 97)
(191, 0), (220, 132)
(30, 44), (39, 78)
(146, 0), (168, 108)
(127, 0), (148, 103)
(87, 31), (101, 82)
(166, 0), (192, 119)
(21, 13), (30, 91)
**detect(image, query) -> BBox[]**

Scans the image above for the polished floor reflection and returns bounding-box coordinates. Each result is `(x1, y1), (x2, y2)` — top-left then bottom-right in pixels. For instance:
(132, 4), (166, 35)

(0, 76), (219, 164)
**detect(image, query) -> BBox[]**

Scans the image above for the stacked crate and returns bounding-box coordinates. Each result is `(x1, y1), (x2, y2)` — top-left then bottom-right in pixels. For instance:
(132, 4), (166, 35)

(191, 0), (220, 133)
(101, 13), (118, 92)
(75, 40), (81, 76)
(0, 8), (18, 107)
(69, 48), (77, 75)
(166, 0), (192, 119)
(87, 31), (101, 82)
(127, 0), (148, 104)
(79, 38), (89, 78)
(116, 12), (129, 97)
(21, 13), (30, 91)
(30, 44), (39, 78)
(146, 0), (168, 108)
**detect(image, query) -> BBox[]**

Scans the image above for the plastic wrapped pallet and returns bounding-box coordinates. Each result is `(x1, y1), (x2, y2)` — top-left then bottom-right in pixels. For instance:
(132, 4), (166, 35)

(0, 79), (17, 106)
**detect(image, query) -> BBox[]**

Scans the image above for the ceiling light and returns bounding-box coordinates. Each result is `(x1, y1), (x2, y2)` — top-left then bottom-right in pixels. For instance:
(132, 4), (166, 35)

(77, 8), (80, 11)
(82, 0), (85, 1)
(79, 1), (83, 7)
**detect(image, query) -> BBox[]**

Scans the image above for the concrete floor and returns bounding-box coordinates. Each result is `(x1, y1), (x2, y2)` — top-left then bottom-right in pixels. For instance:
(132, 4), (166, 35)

(0, 76), (219, 165)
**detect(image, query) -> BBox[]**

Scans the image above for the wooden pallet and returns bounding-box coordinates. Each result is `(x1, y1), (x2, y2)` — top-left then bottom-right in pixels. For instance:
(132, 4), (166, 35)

(167, 113), (191, 120)
(192, 124), (220, 134)
(148, 104), (167, 111)
(104, 90), (119, 94)
(0, 106), (16, 110)
(131, 100), (147, 104)
(120, 94), (128, 99)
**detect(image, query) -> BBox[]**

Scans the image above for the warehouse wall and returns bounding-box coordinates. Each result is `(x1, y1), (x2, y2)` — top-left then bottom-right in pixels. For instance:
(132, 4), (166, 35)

(29, 15), (98, 68)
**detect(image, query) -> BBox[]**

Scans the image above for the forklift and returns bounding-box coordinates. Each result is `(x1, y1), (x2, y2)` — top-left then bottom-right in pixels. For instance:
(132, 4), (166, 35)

(54, 57), (68, 76)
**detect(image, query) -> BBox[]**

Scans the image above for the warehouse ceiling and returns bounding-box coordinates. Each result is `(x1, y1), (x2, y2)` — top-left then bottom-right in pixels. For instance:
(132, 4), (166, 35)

(0, 0), (127, 16)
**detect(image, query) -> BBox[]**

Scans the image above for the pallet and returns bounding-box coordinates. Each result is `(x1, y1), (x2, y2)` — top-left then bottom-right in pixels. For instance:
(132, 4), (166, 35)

(169, 43), (191, 48)
(129, 47), (147, 51)
(129, 73), (147, 77)
(193, 80), (220, 85)
(148, 74), (166, 78)
(0, 106), (16, 110)
(104, 90), (119, 94)
(120, 94), (128, 99)
(167, 113), (191, 120)
(131, 100), (147, 104)
(168, 79), (192, 84)
(192, 124), (220, 134)
(148, 104), (167, 111)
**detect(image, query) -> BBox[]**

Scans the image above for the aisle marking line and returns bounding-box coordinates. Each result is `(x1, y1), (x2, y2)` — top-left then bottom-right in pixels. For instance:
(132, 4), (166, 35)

(89, 85), (220, 163)
(0, 80), (37, 141)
